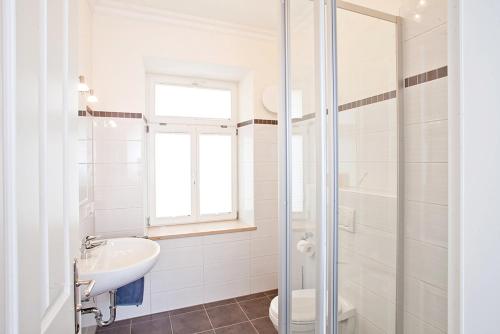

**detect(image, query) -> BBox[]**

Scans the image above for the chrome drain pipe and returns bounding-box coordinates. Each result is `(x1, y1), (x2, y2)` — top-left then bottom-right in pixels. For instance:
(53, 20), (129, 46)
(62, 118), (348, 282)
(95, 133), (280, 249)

(81, 290), (117, 327)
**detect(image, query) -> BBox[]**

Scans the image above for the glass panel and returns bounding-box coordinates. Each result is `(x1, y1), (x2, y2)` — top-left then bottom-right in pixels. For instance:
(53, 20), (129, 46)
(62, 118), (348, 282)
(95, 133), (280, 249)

(155, 133), (192, 218)
(337, 7), (398, 334)
(199, 134), (232, 215)
(289, 0), (320, 332)
(155, 84), (232, 119)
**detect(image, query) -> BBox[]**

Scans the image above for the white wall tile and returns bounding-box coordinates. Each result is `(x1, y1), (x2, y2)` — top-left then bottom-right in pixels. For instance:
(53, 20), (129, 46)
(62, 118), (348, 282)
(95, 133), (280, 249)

(250, 273), (277, 293)
(156, 236), (203, 250)
(203, 240), (250, 265)
(405, 163), (448, 205)
(250, 255), (278, 276)
(403, 24), (447, 76)
(254, 142), (277, 163)
(151, 286), (204, 313)
(405, 120), (448, 163)
(404, 275), (447, 331)
(254, 162), (278, 181)
(94, 163), (142, 187)
(254, 199), (278, 220)
(204, 259), (250, 284)
(203, 231), (250, 245)
(341, 281), (396, 334)
(404, 238), (447, 290)
(153, 245), (203, 272)
(404, 311), (446, 334)
(404, 78), (448, 125)
(93, 118), (143, 141)
(358, 99), (397, 133)
(250, 236), (278, 258)
(405, 200), (448, 248)
(358, 130), (397, 163)
(204, 279), (250, 303)
(251, 219), (278, 239)
(254, 180), (278, 200)
(94, 186), (142, 210)
(94, 140), (142, 163)
(340, 224), (397, 269)
(151, 266), (203, 293)
(94, 207), (143, 234)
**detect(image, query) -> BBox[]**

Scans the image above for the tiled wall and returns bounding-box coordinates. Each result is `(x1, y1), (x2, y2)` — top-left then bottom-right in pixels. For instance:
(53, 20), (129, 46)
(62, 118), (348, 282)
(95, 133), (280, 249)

(78, 115), (95, 239)
(338, 97), (398, 334)
(401, 0), (448, 333)
(81, 117), (279, 327)
(92, 117), (146, 237)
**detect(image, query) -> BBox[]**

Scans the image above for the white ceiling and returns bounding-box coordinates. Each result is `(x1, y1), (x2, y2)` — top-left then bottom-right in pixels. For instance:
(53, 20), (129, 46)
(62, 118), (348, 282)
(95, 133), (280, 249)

(95, 0), (403, 31)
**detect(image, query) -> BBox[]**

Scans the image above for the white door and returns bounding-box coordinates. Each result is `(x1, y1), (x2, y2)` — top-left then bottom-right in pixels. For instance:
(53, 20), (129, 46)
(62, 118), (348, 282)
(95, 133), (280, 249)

(2, 0), (79, 333)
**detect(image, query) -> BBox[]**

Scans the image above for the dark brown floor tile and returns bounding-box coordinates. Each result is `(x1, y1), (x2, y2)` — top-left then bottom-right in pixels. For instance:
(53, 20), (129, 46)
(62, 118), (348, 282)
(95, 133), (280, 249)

(96, 319), (131, 333)
(214, 322), (256, 334)
(239, 298), (271, 320)
(236, 293), (267, 302)
(263, 290), (278, 299)
(169, 304), (204, 316)
(204, 298), (237, 309)
(206, 304), (248, 328)
(251, 317), (277, 334)
(171, 310), (212, 334)
(131, 311), (169, 324)
(96, 323), (131, 334)
(131, 317), (172, 334)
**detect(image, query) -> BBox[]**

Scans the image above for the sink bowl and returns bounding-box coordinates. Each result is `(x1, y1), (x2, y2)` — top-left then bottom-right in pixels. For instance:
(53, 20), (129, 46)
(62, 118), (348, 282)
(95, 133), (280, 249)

(78, 237), (160, 297)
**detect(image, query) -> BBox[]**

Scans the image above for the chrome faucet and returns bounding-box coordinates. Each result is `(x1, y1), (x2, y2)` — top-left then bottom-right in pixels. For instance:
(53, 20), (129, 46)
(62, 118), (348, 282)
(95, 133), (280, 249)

(80, 235), (107, 259)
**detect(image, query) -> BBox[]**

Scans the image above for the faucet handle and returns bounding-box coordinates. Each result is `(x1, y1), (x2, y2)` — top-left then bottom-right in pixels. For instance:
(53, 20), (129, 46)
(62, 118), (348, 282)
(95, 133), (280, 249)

(81, 235), (101, 244)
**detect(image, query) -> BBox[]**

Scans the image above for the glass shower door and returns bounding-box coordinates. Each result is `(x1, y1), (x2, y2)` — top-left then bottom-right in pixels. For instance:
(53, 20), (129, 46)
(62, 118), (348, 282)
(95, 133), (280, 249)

(279, 0), (331, 333)
(280, 1), (400, 334)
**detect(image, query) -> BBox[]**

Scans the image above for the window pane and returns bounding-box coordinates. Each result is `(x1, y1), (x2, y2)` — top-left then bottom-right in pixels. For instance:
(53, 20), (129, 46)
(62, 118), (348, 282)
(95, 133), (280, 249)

(199, 134), (232, 215)
(155, 84), (232, 119)
(292, 135), (304, 212)
(155, 133), (191, 218)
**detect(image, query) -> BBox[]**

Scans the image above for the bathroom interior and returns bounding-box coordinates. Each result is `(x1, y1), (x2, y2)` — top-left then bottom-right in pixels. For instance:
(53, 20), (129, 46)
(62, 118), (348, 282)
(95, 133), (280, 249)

(76, 0), (448, 333)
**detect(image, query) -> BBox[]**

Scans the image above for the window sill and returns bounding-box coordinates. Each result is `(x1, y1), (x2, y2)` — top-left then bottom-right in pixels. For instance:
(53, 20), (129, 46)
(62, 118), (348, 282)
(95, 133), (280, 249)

(146, 220), (256, 240)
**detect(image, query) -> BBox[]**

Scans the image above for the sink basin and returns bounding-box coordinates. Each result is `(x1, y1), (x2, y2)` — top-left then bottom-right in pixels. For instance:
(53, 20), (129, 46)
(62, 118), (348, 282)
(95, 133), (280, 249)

(78, 237), (160, 297)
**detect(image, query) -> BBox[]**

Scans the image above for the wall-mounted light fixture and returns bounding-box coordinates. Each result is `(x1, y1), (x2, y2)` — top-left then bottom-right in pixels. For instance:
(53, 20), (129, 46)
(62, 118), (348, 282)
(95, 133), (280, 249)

(78, 75), (90, 92)
(87, 89), (98, 103)
(78, 75), (99, 104)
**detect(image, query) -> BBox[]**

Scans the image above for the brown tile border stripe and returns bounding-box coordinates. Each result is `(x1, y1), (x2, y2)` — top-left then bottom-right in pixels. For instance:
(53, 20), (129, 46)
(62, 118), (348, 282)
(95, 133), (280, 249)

(237, 119), (278, 127)
(77, 109), (142, 119)
(405, 65), (448, 88)
(338, 90), (397, 112)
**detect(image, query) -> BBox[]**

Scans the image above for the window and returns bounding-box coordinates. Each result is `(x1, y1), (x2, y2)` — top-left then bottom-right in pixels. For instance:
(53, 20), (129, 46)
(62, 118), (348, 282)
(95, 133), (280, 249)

(147, 75), (237, 225)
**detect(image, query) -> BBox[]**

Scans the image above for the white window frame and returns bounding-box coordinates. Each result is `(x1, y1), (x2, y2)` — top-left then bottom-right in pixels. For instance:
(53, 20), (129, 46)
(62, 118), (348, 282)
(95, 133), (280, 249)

(147, 74), (237, 126)
(146, 74), (238, 226)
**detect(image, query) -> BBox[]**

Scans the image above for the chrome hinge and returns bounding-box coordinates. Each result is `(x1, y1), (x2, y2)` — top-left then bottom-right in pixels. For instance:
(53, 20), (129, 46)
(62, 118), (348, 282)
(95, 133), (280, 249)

(236, 128), (239, 135)
(146, 217), (151, 226)
(145, 125), (150, 133)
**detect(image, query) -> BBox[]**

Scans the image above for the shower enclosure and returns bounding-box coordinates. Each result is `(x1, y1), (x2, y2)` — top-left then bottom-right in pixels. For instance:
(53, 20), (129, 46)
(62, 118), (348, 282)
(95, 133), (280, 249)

(279, 1), (401, 333)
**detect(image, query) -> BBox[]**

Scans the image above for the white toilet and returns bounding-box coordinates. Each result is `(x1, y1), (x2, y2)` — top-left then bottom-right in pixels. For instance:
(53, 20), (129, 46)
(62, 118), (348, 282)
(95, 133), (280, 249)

(269, 289), (355, 334)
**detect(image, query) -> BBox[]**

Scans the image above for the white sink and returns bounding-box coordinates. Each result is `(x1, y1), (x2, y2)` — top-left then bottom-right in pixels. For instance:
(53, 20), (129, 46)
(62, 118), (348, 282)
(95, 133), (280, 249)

(78, 237), (160, 297)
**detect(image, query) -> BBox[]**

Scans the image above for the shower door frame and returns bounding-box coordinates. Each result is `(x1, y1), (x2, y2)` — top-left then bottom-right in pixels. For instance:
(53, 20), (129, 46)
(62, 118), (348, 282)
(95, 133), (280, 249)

(279, 1), (403, 334)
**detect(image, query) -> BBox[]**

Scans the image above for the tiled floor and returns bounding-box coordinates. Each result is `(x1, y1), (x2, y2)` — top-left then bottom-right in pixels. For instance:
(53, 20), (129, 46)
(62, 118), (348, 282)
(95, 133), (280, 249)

(95, 289), (278, 334)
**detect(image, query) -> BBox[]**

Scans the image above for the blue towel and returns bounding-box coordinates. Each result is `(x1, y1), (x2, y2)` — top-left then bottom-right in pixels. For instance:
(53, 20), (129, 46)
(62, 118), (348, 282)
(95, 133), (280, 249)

(116, 277), (144, 306)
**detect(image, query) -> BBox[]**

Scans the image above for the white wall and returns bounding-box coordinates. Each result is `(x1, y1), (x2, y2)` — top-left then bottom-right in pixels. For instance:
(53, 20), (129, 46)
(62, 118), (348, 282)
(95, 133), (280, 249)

(90, 7), (279, 121)
(457, 0), (500, 333)
(80, 3), (280, 326)
(400, 0), (449, 333)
